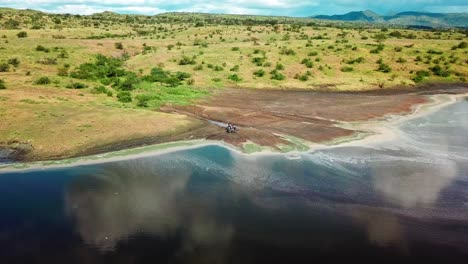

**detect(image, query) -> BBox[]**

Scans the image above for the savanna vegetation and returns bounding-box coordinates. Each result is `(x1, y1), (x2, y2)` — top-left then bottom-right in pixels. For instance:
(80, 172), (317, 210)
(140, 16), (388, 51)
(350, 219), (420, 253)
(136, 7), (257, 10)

(0, 7), (467, 159)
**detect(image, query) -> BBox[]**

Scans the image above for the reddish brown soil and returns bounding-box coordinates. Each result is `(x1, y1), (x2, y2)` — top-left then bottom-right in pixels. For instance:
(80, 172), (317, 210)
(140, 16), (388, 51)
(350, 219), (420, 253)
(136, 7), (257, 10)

(163, 85), (468, 148)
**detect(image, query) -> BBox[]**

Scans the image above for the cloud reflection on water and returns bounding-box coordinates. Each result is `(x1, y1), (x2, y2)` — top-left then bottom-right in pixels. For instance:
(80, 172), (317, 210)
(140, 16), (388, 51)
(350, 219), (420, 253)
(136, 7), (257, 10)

(65, 160), (233, 261)
(371, 159), (457, 208)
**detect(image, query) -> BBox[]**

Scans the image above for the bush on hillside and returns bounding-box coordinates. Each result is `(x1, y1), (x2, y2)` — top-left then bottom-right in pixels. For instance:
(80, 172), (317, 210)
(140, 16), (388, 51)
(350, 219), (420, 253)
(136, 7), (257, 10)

(117, 91), (132, 103)
(35, 76), (51, 85)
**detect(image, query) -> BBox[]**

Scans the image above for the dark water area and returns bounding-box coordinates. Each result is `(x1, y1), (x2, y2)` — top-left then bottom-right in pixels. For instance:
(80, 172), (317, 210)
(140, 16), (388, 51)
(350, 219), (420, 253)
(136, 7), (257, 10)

(1, 100), (468, 263)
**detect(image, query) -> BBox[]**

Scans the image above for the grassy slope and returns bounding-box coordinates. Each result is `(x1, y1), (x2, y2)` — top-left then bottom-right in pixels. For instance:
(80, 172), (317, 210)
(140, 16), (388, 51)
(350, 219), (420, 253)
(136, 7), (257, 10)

(0, 9), (467, 159)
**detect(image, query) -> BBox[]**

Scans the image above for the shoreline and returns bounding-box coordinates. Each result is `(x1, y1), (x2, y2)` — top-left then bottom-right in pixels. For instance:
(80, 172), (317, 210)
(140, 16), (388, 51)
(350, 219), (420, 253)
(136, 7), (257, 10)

(1, 91), (467, 173)
(313, 92), (467, 149)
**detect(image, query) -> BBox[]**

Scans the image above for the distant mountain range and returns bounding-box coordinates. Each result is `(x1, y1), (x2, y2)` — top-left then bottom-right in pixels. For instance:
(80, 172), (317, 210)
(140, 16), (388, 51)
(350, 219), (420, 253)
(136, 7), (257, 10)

(313, 10), (468, 28)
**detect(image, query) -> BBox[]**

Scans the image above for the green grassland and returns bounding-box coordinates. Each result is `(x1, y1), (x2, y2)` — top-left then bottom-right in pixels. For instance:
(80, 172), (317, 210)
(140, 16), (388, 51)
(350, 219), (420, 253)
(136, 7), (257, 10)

(0, 8), (467, 159)
(1, 9), (467, 95)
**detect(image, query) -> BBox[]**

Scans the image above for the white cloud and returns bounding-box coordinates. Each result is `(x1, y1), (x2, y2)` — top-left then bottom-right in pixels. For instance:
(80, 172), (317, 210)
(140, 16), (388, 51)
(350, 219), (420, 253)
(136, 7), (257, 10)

(424, 5), (468, 13)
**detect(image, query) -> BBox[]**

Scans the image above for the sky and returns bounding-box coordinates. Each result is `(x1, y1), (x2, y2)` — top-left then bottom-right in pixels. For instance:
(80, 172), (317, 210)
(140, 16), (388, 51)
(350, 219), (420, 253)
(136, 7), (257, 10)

(0, 0), (467, 17)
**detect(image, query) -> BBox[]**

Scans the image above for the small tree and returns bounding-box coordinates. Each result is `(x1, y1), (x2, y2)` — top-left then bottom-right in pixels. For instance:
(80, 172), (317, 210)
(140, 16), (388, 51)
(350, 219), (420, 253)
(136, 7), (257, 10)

(0, 79), (6, 89)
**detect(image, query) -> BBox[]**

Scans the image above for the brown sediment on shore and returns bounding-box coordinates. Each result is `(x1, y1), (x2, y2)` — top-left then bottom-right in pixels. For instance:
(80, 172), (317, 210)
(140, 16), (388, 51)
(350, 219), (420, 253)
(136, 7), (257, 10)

(162, 84), (468, 149)
(3, 84), (468, 163)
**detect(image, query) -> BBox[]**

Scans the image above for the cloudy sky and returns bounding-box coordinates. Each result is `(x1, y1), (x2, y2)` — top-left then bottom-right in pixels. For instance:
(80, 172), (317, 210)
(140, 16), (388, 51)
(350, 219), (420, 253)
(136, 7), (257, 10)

(0, 0), (467, 16)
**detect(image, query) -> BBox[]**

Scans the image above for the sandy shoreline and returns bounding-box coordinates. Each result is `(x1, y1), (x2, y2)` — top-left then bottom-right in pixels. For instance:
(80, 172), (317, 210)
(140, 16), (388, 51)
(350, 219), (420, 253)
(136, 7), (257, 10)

(1, 90), (467, 173)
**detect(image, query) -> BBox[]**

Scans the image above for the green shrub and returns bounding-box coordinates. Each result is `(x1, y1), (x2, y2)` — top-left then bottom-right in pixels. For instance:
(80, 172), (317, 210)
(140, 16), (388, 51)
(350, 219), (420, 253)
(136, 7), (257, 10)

(230, 65), (240, 72)
(136, 94), (152, 107)
(370, 44), (385, 54)
(373, 33), (387, 42)
(58, 50), (69, 58)
(294, 73), (309, 81)
(308, 51), (318, 56)
(458, 41), (467, 49)
(114, 42), (124, 49)
(270, 70), (285, 80)
(194, 64), (203, 71)
(143, 67), (191, 87)
(412, 70), (430, 83)
(396, 57), (407, 63)
(389, 31), (402, 38)
(70, 54), (125, 80)
(340, 66), (354, 72)
(66, 82), (87, 89)
(377, 63), (392, 73)
(175, 71), (191, 80)
(430, 65), (450, 77)
(7, 58), (20, 67)
(0, 79), (6, 89)
(252, 57), (266, 66)
(35, 76), (51, 85)
(253, 69), (265, 77)
(17, 31), (27, 38)
(193, 39), (208, 47)
(301, 58), (314, 68)
(275, 63), (285, 70)
(427, 49), (443, 55)
(279, 47), (296, 55)
(91, 85), (112, 95)
(0, 63), (9, 72)
(57, 67), (68, 76)
(228, 74), (242, 82)
(117, 91), (132, 103)
(345, 57), (364, 64)
(231, 47), (240, 51)
(36, 45), (50, 52)
(179, 55), (196, 65)
(213, 65), (224, 71)
(118, 74), (140, 90)
(100, 78), (112, 86)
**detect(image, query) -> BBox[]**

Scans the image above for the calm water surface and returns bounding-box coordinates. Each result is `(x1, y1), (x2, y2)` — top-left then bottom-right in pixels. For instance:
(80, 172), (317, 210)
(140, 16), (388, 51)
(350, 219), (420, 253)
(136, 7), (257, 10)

(1, 100), (468, 263)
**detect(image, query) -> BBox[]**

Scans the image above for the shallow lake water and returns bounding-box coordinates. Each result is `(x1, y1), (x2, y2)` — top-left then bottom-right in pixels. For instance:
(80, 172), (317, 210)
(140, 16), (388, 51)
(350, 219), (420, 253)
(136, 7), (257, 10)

(1, 100), (468, 263)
